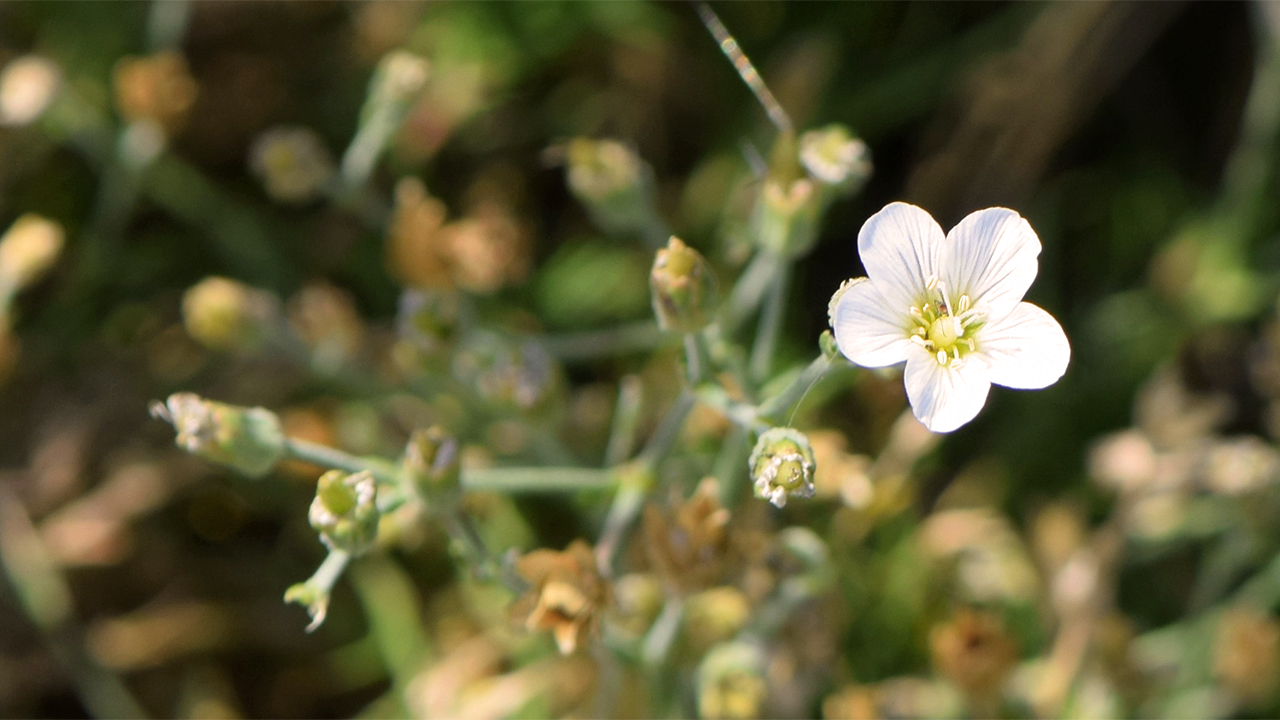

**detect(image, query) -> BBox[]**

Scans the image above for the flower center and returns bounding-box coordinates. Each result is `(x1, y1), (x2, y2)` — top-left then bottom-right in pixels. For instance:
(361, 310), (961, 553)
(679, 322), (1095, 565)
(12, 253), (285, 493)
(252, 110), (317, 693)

(908, 276), (984, 368)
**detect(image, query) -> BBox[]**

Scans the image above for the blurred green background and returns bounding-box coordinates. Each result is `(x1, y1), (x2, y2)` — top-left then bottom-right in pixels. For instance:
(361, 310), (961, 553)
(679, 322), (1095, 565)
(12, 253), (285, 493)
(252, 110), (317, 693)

(2, 1), (1280, 718)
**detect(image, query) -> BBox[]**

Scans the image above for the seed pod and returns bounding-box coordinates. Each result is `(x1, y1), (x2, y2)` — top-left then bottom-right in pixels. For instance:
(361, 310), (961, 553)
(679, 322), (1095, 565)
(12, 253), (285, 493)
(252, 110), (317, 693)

(748, 427), (816, 508)
(150, 393), (285, 478)
(650, 236), (718, 334)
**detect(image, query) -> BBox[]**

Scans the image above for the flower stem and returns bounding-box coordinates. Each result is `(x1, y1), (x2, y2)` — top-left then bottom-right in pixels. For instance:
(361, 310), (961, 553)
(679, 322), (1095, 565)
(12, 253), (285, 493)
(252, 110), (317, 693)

(604, 375), (644, 467)
(749, 258), (792, 384)
(540, 320), (672, 362)
(756, 353), (836, 423)
(719, 251), (779, 338)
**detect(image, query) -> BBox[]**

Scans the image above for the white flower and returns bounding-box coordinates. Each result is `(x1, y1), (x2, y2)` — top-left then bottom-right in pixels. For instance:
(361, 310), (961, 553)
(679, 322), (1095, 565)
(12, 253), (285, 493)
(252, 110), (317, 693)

(831, 202), (1070, 433)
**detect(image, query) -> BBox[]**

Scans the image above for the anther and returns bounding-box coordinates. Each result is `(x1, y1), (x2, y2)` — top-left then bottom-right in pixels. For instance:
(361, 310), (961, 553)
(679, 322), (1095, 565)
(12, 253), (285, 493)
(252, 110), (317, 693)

(936, 349), (946, 365)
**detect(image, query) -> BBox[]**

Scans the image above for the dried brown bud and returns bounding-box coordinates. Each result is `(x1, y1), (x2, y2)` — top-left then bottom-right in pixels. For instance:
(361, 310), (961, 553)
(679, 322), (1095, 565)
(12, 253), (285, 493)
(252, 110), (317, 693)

(643, 477), (731, 591)
(1214, 606), (1280, 708)
(929, 607), (1018, 701)
(511, 540), (608, 655)
(113, 51), (198, 135)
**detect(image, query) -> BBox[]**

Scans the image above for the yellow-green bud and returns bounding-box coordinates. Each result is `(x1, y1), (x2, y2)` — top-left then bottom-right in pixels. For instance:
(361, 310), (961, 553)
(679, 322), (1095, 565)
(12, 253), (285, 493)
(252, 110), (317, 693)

(565, 137), (654, 236)
(182, 276), (283, 353)
(309, 469), (379, 555)
(650, 236), (718, 333)
(799, 124), (871, 191)
(749, 427), (816, 508)
(0, 214), (63, 291)
(683, 586), (751, 653)
(150, 393), (286, 477)
(819, 330), (840, 362)
(403, 426), (461, 503)
(697, 642), (768, 720)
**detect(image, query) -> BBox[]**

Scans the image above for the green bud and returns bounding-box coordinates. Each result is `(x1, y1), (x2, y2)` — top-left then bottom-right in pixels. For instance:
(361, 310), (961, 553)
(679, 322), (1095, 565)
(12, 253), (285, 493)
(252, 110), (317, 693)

(799, 124), (871, 191)
(752, 177), (821, 257)
(650, 236), (718, 333)
(309, 469), (379, 555)
(150, 392), (285, 477)
(819, 330), (840, 362)
(565, 138), (655, 236)
(403, 426), (461, 503)
(749, 427), (816, 508)
(697, 641), (768, 720)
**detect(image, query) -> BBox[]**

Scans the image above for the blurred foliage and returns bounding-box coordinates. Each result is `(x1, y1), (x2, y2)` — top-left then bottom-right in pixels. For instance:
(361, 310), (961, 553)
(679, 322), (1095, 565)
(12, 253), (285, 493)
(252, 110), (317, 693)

(1, 2), (1280, 719)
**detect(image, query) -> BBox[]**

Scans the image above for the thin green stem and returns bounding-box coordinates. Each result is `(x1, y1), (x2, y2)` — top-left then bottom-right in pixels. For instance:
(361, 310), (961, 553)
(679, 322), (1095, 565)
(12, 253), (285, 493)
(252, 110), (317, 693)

(540, 320), (671, 361)
(757, 353), (834, 423)
(719, 251), (778, 338)
(605, 375), (644, 467)
(750, 258), (792, 384)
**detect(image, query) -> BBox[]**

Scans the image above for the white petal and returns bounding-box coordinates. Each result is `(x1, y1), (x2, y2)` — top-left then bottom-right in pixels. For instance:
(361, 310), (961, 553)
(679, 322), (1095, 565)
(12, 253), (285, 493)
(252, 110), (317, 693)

(857, 202), (944, 311)
(903, 345), (992, 433)
(975, 302), (1070, 389)
(833, 278), (912, 367)
(940, 207), (1040, 320)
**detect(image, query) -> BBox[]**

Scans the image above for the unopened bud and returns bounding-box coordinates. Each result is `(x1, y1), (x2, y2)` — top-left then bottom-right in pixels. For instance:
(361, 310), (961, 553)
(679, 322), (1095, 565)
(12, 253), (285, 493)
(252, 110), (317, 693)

(182, 276), (283, 353)
(403, 426), (461, 502)
(697, 642), (768, 720)
(754, 177), (820, 257)
(309, 470), (379, 555)
(799, 124), (871, 190)
(0, 214), (64, 290)
(150, 393), (285, 477)
(684, 586), (751, 653)
(565, 138), (654, 236)
(749, 427), (816, 508)
(0, 55), (61, 127)
(650, 236), (718, 334)
(249, 126), (335, 204)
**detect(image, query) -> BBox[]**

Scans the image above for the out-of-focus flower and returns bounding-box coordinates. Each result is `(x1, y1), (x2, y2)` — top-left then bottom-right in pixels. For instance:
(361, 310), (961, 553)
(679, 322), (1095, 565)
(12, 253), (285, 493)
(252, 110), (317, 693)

(441, 199), (532, 294)
(807, 429), (873, 508)
(182, 276), (283, 353)
(929, 607), (1018, 701)
(1088, 430), (1158, 494)
(644, 477), (732, 591)
(308, 469), (379, 555)
(367, 50), (429, 111)
(0, 55), (61, 127)
(799, 124), (871, 190)
(511, 540), (608, 655)
(922, 508), (1039, 604)
(249, 126), (335, 203)
(1203, 436), (1280, 495)
(831, 203), (1070, 432)
(453, 334), (560, 414)
(565, 138), (654, 236)
(113, 51), (198, 136)
(0, 214), (63, 292)
(822, 684), (880, 720)
(650, 236), (718, 334)
(1214, 606), (1280, 709)
(150, 393), (285, 478)
(287, 282), (364, 374)
(749, 427), (816, 508)
(697, 642), (769, 720)
(387, 177), (452, 290)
